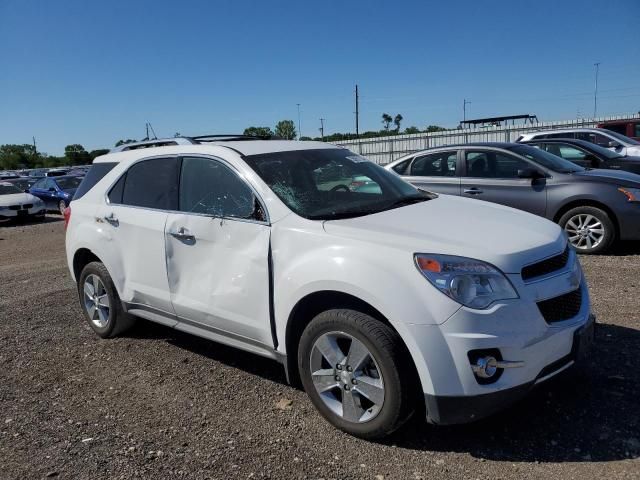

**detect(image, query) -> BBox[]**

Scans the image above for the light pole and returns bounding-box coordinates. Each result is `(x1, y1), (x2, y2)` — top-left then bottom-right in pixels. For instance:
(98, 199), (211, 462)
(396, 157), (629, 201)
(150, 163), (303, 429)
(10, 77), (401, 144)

(463, 99), (471, 124)
(296, 103), (301, 139)
(319, 118), (325, 141)
(593, 62), (600, 118)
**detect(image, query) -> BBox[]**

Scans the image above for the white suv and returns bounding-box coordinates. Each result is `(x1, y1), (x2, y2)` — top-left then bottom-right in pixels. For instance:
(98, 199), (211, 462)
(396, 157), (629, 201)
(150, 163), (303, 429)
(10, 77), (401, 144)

(516, 127), (640, 157)
(65, 136), (595, 439)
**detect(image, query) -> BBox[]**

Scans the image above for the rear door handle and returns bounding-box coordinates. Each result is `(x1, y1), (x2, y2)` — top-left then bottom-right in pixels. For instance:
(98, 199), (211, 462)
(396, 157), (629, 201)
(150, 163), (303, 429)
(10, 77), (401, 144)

(464, 188), (483, 195)
(170, 226), (195, 241)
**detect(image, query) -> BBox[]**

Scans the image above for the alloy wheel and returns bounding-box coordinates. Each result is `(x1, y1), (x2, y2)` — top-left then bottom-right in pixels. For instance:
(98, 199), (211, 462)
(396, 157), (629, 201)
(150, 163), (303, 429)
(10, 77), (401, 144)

(83, 274), (110, 328)
(309, 331), (385, 423)
(59, 200), (66, 215)
(564, 214), (605, 250)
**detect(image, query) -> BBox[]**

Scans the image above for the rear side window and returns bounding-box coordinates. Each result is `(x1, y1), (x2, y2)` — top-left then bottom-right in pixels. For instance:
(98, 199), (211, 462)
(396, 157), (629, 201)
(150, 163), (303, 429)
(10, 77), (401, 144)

(120, 157), (179, 210)
(74, 162), (117, 200)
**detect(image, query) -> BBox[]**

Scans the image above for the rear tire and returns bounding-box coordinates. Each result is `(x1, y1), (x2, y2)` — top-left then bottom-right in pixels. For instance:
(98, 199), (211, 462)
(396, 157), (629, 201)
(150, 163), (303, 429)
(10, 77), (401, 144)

(298, 309), (417, 439)
(78, 262), (136, 338)
(558, 206), (614, 254)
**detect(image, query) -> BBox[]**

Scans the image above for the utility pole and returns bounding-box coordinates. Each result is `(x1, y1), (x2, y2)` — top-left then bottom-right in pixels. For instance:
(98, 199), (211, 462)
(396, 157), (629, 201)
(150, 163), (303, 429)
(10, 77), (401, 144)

(319, 118), (325, 141)
(145, 123), (150, 141)
(296, 104), (301, 139)
(463, 99), (471, 124)
(593, 62), (600, 118)
(355, 84), (359, 138)
(32, 136), (37, 156)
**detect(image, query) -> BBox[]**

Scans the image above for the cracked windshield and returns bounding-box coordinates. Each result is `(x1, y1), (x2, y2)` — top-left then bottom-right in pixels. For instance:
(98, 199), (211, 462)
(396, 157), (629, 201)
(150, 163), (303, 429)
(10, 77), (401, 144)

(245, 148), (431, 220)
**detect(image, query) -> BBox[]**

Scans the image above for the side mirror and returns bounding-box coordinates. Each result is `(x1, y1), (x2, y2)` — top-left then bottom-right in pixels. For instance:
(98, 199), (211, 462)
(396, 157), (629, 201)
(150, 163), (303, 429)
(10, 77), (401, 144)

(517, 168), (544, 179)
(607, 141), (621, 149)
(48, 187), (56, 192)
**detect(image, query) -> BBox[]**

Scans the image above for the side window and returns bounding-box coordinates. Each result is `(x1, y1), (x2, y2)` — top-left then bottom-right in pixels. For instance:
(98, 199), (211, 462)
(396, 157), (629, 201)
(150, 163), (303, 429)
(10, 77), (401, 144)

(576, 132), (610, 146)
(548, 132), (575, 139)
(179, 157), (262, 221)
(121, 157), (179, 210)
(410, 152), (457, 177)
(391, 159), (410, 175)
(108, 174), (126, 204)
(557, 145), (587, 160)
(32, 178), (46, 189)
(465, 151), (530, 179)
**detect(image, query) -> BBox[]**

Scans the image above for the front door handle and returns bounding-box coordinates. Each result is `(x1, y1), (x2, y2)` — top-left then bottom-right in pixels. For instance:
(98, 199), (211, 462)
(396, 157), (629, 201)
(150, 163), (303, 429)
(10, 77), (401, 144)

(170, 226), (195, 241)
(464, 188), (483, 195)
(103, 212), (119, 225)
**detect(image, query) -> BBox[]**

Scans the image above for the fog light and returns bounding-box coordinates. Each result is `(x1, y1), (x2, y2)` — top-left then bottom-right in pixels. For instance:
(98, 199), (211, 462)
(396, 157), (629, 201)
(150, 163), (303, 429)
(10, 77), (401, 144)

(473, 356), (499, 379)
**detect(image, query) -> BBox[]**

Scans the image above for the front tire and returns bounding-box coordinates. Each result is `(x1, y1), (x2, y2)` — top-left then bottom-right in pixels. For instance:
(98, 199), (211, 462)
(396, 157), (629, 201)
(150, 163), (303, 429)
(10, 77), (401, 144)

(298, 309), (416, 439)
(559, 206), (614, 254)
(78, 262), (136, 338)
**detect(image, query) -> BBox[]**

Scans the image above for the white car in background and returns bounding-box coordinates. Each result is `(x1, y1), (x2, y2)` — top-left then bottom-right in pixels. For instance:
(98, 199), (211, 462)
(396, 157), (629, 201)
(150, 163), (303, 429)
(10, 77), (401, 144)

(516, 127), (640, 157)
(0, 182), (45, 222)
(65, 136), (595, 439)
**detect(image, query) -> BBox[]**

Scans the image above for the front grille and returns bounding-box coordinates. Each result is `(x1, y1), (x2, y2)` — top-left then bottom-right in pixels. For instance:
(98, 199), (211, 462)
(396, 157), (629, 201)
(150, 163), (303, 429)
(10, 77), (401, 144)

(8, 205), (20, 211)
(23, 204), (33, 209)
(522, 246), (570, 281)
(537, 288), (582, 324)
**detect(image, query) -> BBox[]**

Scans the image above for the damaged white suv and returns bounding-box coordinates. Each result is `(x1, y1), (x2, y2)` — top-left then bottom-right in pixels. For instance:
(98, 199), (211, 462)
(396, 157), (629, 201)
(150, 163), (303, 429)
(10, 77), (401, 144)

(66, 136), (595, 439)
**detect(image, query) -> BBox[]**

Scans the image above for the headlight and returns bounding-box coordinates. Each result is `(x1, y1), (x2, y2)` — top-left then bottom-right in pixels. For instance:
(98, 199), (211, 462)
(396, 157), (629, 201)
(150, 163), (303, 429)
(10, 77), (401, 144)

(618, 187), (640, 202)
(414, 254), (519, 309)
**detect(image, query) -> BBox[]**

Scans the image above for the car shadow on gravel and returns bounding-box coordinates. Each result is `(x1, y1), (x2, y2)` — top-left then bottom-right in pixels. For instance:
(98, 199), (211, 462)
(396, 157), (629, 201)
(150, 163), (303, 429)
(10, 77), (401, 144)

(126, 320), (289, 386)
(386, 322), (640, 463)
(608, 241), (640, 256)
(0, 216), (61, 229)
(124, 320), (638, 463)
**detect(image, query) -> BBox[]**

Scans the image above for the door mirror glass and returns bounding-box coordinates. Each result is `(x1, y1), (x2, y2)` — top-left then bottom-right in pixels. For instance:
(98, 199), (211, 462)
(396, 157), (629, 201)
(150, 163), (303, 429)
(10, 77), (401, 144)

(607, 140), (621, 148)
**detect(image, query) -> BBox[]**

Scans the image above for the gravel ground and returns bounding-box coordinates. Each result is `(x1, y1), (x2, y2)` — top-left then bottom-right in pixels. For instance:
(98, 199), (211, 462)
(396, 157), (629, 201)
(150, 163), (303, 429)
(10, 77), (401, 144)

(1, 218), (639, 480)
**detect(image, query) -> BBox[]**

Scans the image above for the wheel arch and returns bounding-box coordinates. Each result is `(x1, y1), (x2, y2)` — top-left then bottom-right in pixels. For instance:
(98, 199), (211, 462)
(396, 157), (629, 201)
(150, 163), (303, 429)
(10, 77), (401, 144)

(72, 248), (103, 281)
(284, 290), (423, 398)
(552, 199), (620, 238)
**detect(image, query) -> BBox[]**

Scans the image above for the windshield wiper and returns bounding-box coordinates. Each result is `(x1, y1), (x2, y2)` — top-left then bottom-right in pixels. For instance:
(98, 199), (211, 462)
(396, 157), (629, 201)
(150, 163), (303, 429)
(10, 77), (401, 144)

(309, 208), (382, 220)
(382, 195), (430, 211)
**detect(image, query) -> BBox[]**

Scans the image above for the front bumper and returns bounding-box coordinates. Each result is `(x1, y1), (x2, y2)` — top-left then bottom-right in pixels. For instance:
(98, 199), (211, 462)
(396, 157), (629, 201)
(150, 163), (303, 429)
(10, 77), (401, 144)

(424, 313), (596, 425)
(0, 205), (45, 221)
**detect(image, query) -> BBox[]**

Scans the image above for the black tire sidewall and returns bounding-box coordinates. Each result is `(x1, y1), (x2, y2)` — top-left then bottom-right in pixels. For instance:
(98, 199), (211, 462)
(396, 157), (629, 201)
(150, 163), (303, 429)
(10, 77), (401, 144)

(559, 206), (614, 254)
(298, 310), (411, 439)
(77, 262), (118, 338)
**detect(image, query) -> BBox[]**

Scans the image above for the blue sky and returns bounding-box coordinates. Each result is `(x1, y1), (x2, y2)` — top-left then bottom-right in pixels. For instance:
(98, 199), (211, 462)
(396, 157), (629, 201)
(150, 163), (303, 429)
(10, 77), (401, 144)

(1, 0), (639, 155)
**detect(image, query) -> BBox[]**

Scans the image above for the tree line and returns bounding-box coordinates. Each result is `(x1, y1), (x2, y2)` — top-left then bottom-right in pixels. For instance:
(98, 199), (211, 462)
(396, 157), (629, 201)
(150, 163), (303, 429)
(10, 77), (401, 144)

(1, 115), (448, 170)
(0, 144), (110, 170)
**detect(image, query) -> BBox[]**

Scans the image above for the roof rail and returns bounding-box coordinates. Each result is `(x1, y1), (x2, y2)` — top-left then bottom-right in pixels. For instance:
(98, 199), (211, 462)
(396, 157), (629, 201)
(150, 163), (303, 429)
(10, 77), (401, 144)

(111, 137), (197, 152)
(191, 134), (277, 142)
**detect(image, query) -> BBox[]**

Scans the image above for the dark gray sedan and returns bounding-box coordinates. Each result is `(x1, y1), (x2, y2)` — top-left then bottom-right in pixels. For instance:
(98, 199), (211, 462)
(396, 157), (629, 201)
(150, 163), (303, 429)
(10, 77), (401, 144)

(385, 142), (640, 254)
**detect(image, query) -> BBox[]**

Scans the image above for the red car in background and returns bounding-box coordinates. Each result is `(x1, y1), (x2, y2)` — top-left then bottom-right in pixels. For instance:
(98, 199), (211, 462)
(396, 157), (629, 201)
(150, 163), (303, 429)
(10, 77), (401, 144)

(597, 118), (640, 140)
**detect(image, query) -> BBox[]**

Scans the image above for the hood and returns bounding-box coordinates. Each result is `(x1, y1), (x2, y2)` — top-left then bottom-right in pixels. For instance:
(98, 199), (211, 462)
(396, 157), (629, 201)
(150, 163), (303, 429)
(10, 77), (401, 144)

(0, 192), (40, 206)
(323, 195), (565, 274)
(572, 168), (640, 187)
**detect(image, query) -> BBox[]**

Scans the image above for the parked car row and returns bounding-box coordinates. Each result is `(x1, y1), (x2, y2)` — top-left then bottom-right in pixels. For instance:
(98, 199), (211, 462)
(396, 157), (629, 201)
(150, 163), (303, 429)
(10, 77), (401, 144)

(381, 127), (640, 254)
(0, 167), (87, 224)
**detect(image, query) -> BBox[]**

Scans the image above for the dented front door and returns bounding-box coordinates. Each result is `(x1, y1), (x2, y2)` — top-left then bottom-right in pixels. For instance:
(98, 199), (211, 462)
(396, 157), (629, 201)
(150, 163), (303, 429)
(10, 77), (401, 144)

(164, 213), (272, 346)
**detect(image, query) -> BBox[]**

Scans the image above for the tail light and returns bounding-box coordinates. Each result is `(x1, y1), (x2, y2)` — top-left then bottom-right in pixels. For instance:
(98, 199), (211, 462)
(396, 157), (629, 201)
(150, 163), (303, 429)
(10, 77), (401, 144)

(63, 205), (71, 230)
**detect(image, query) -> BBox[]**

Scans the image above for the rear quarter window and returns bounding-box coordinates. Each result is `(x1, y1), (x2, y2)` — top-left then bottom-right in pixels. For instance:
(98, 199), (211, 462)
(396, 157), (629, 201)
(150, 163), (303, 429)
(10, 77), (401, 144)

(73, 162), (118, 200)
